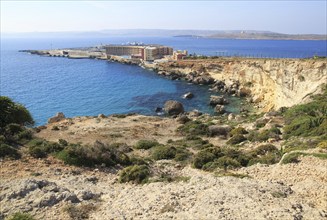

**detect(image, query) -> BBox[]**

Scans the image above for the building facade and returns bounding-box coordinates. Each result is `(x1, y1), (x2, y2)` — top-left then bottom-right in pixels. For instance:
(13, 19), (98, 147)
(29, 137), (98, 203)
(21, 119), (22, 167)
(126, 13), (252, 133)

(105, 45), (173, 61)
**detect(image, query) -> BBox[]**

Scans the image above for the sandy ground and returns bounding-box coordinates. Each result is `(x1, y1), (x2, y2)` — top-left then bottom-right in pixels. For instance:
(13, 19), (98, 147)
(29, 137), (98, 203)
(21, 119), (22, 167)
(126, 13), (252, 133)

(1, 155), (326, 220)
(1, 114), (326, 220)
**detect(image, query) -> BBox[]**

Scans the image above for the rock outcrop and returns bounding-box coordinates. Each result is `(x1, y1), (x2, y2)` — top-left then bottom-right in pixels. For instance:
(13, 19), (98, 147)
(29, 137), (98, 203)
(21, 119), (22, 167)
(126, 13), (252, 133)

(48, 112), (65, 124)
(158, 58), (327, 111)
(164, 100), (184, 116)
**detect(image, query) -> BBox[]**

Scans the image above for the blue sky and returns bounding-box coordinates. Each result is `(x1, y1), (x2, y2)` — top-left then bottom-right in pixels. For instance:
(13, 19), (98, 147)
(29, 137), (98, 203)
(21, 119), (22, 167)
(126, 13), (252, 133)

(1, 1), (326, 34)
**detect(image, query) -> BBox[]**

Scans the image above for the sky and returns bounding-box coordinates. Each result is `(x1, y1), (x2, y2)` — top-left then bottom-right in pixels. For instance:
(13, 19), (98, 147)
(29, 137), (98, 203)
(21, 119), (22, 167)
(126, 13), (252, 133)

(1, 0), (326, 34)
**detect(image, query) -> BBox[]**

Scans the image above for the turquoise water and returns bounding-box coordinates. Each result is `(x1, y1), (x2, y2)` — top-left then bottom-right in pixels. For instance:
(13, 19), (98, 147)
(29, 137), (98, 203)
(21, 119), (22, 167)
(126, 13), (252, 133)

(1, 37), (326, 125)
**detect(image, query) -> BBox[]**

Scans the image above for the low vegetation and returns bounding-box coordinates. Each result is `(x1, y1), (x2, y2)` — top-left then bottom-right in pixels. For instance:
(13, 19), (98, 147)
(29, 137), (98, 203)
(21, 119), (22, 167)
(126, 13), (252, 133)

(7, 212), (35, 220)
(134, 140), (159, 149)
(283, 84), (327, 139)
(119, 165), (150, 184)
(281, 152), (327, 164)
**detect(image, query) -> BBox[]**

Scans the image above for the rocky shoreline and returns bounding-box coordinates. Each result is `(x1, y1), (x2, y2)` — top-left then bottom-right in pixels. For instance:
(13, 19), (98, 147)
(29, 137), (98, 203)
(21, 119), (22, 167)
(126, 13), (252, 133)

(21, 48), (327, 113)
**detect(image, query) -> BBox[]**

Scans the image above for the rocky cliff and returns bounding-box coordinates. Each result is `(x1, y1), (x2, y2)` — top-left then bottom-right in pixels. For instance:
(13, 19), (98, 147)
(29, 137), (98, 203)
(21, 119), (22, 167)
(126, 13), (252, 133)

(157, 58), (327, 111)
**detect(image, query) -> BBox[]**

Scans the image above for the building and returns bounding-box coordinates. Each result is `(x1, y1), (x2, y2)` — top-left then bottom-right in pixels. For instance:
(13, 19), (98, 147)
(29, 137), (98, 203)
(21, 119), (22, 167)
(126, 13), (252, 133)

(105, 44), (173, 61)
(173, 50), (188, 60)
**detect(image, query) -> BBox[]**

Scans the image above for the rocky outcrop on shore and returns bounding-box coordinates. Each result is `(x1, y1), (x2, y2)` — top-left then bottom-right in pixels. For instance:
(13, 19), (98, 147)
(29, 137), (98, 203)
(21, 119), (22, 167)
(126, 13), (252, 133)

(156, 58), (327, 111)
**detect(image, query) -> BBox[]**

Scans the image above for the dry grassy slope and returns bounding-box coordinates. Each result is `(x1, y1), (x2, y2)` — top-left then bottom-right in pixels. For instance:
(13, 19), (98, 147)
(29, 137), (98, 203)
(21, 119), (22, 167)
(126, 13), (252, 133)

(158, 58), (327, 111)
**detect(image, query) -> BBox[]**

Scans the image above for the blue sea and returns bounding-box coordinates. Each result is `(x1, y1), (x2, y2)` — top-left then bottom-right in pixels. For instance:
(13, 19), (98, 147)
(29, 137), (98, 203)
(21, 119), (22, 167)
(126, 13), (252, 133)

(1, 37), (326, 125)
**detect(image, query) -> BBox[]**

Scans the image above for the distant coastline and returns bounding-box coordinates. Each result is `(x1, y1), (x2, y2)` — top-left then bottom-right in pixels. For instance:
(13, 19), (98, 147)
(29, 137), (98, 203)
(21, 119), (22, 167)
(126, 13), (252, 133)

(174, 32), (327, 41)
(3, 29), (327, 40)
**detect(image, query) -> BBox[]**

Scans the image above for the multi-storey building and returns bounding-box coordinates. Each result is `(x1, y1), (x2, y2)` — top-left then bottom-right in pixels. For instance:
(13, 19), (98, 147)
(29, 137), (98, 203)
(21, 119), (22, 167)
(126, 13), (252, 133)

(105, 45), (173, 61)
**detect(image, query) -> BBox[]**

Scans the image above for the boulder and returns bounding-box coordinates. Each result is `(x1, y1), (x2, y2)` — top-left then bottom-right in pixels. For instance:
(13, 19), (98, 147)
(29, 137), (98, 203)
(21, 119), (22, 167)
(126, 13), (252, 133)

(48, 112), (65, 124)
(164, 100), (184, 116)
(193, 75), (215, 85)
(214, 105), (226, 114)
(176, 115), (191, 124)
(208, 125), (232, 136)
(210, 95), (228, 106)
(227, 113), (235, 121)
(98, 114), (106, 118)
(188, 110), (202, 117)
(238, 87), (251, 97)
(183, 92), (194, 99)
(155, 107), (163, 113)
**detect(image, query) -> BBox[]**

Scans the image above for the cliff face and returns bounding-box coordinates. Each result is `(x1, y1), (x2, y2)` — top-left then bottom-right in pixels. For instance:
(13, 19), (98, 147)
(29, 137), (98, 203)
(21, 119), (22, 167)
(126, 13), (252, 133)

(158, 58), (327, 111)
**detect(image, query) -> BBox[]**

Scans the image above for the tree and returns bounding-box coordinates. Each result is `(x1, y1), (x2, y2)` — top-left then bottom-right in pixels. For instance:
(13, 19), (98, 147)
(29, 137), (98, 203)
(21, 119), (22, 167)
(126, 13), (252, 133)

(0, 96), (34, 129)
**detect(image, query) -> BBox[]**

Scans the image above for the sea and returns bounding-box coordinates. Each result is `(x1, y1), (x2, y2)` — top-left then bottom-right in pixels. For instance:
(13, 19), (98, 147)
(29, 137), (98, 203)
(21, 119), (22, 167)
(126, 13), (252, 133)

(1, 36), (326, 125)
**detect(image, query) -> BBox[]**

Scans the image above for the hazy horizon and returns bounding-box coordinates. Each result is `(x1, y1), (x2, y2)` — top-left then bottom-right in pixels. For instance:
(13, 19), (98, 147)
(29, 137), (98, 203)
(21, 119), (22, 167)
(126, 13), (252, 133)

(1, 1), (326, 35)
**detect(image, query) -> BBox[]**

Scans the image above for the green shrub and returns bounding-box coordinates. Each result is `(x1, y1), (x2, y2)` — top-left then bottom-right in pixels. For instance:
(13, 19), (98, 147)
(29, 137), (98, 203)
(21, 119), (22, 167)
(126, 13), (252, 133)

(63, 204), (98, 220)
(135, 140), (159, 149)
(152, 146), (177, 160)
(178, 120), (209, 136)
(7, 212), (35, 220)
(317, 140), (327, 149)
(56, 142), (131, 167)
(280, 151), (327, 165)
(283, 88), (327, 139)
(248, 144), (282, 165)
(28, 146), (48, 158)
(58, 139), (68, 146)
(5, 123), (23, 135)
(193, 150), (216, 169)
(203, 156), (241, 171)
(0, 143), (21, 159)
(216, 156), (241, 170)
(229, 127), (248, 137)
(174, 150), (191, 162)
(281, 152), (302, 164)
(17, 130), (33, 140)
(248, 127), (280, 142)
(28, 139), (64, 158)
(119, 165), (150, 184)
(0, 96), (34, 128)
(52, 126), (60, 131)
(227, 134), (247, 145)
(130, 156), (149, 165)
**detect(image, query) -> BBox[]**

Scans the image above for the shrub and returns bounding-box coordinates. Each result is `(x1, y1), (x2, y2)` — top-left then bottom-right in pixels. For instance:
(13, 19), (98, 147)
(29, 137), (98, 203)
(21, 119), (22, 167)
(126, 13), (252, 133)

(216, 156), (241, 170)
(280, 152), (302, 164)
(52, 126), (60, 131)
(248, 127), (280, 142)
(135, 140), (159, 149)
(17, 130), (33, 140)
(227, 134), (247, 145)
(174, 150), (191, 162)
(119, 165), (150, 184)
(63, 204), (98, 220)
(28, 146), (48, 158)
(28, 139), (64, 158)
(193, 150), (216, 169)
(318, 141), (327, 150)
(248, 144), (282, 165)
(152, 146), (177, 160)
(178, 120), (209, 136)
(56, 142), (131, 167)
(7, 212), (35, 220)
(0, 96), (34, 128)
(0, 143), (21, 159)
(5, 123), (23, 136)
(229, 127), (248, 137)
(283, 88), (327, 139)
(58, 139), (68, 146)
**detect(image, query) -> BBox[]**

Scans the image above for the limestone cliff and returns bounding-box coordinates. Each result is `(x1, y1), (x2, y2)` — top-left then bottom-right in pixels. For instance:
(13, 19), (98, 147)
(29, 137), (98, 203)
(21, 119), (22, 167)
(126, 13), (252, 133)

(157, 58), (327, 111)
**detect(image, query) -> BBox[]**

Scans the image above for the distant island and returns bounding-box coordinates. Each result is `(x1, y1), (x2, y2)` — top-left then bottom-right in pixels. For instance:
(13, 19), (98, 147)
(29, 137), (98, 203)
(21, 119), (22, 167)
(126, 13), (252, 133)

(3, 29), (326, 40)
(175, 30), (327, 40)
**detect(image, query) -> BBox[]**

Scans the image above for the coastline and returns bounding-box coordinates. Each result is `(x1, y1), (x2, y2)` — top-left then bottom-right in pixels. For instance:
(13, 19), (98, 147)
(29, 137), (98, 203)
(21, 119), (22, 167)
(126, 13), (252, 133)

(21, 48), (327, 113)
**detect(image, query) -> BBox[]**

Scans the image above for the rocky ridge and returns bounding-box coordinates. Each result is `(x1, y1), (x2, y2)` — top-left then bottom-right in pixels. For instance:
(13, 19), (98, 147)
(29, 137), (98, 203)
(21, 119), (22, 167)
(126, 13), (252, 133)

(154, 58), (327, 111)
